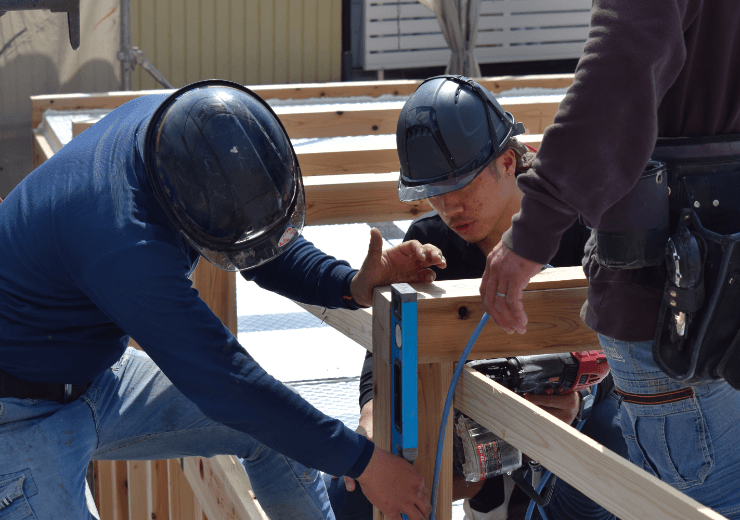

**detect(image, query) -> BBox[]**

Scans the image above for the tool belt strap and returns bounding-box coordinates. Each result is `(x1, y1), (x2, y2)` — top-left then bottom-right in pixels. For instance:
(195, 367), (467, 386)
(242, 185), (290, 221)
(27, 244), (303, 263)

(615, 387), (694, 406)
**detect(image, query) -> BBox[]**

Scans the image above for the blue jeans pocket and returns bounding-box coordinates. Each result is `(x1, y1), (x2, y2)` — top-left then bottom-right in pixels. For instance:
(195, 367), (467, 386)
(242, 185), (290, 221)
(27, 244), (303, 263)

(622, 400), (714, 490)
(0, 470), (38, 519)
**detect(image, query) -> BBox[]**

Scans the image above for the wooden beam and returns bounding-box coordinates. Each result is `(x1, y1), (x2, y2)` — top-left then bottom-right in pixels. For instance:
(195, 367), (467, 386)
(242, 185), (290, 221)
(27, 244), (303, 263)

(168, 460), (200, 520)
(182, 456), (268, 520)
(72, 121), (94, 138)
(127, 461), (150, 520)
(190, 262), (237, 336)
(455, 367), (727, 520)
(297, 134), (541, 176)
(298, 147), (399, 176)
(372, 287), (392, 520)
(304, 173), (433, 226)
(30, 74), (573, 128)
(273, 99), (559, 139)
(372, 286), (455, 520)
(409, 267), (595, 363)
(32, 131), (54, 169)
(293, 266), (588, 360)
(295, 302), (373, 352)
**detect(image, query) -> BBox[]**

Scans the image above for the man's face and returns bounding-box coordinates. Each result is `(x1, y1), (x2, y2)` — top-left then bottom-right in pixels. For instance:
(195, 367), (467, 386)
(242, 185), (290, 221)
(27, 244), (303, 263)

(426, 152), (519, 247)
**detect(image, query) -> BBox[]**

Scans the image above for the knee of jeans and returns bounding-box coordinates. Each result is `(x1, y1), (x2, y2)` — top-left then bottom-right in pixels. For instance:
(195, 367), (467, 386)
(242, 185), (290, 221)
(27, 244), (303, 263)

(294, 466), (320, 484)
(241, 442), (267, 463)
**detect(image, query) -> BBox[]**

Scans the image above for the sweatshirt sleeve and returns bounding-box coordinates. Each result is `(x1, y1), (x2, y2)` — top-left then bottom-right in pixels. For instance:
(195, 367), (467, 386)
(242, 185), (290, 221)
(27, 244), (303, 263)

(82, 240), (373, 479)
(503, 0), (691, 264)
(241, 235), (362, 310)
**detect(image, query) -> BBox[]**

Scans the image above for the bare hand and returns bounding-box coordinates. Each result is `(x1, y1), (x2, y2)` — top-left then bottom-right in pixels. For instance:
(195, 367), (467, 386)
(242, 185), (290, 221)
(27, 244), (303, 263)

(524, 392), (580, 424)
(344, 401), (374, 492)
(356, 446), (431, 520)
(479, 241), (542, 334)
(351, 228), (446, 307)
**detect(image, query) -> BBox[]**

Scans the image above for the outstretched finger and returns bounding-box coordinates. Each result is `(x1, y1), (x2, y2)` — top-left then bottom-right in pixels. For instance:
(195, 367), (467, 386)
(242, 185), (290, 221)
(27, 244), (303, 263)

(395, 239), (428, 261)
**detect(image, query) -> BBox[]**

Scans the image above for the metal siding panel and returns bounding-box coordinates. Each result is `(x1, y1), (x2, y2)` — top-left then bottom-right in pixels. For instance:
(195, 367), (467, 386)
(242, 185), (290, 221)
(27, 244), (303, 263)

(288, 0), (305, 84)
(230, 0), (246, 83)
(155, 0), (171, 86)
(130, 0), (142, 89)
(138, 0), (157, 90)
(171, 0), (187, 87)
(329, 0), (342, 81)
(184, 0), (201, 83)
(274, 0), (290, 83)
(302, 0), (319, 82)
(260, 0), (275, 84)
(200, 0), (216, 80)
(316, 0), (332, 81)
(245, 1), (261, 84)
(215, 0), (231, 79)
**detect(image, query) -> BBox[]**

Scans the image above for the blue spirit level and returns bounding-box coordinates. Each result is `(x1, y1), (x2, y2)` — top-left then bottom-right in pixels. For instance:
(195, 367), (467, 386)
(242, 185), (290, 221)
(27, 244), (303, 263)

(391, 283), (418, 463)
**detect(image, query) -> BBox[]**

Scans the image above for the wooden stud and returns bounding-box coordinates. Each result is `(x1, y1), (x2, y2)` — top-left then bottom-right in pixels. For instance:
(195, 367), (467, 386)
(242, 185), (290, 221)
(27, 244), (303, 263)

(304, 173), (432, 226)
(152, 459), (171, 520)
(127, 461), (150, 520)
(371, 287), (392, 520)
(114, 460), (130, 520)
(190, 261), (237, 336)
(168, 460), (198, 520)
(32, 132), (55, 169)
(95, 461), (114, 520)
(417, 362), (454, 520)
(182, 455), (268, 520)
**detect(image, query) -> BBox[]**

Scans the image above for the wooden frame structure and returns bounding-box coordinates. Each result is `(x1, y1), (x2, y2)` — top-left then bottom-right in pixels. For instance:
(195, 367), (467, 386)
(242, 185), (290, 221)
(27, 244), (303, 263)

(29, 73), (725, 520)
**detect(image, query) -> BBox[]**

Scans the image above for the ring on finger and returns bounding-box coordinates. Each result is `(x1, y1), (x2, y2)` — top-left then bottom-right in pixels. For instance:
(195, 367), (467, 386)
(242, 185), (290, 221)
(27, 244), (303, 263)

(495, 292), (507, 298)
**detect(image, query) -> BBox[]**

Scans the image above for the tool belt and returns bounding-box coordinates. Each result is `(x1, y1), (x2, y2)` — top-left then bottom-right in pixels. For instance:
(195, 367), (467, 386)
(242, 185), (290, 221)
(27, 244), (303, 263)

(592, 160), (670, 269)
(592, 135), (740, 387)
(653, 135), (740, 387)
(0, 368), (90, 404)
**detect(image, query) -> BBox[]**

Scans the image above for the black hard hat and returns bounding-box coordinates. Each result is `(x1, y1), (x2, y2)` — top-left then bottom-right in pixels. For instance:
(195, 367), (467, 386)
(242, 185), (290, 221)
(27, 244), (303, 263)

(396, 75), (526, 202)
(145, 79), (305, 271)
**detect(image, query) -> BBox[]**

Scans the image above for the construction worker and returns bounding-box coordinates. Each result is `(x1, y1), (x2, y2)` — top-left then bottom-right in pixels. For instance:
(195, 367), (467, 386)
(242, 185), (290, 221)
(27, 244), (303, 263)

(0, 80), (441, 520)
(479, 2), (740, 518)
(327, 76), (627, 520)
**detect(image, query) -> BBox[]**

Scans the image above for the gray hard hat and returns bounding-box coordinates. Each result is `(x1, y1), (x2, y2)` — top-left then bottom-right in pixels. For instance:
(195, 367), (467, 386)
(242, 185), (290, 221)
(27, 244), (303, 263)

(397, 75), (525, 202)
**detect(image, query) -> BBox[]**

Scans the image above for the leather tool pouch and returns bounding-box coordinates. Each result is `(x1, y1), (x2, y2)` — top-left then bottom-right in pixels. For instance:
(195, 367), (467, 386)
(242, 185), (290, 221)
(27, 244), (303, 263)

(653, 156), (740, 388)
(593, 161), (669, 268)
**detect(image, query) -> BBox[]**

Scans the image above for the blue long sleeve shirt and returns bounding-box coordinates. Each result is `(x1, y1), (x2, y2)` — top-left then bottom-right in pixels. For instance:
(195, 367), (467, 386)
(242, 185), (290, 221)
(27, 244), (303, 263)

(0, 94), (374, 479)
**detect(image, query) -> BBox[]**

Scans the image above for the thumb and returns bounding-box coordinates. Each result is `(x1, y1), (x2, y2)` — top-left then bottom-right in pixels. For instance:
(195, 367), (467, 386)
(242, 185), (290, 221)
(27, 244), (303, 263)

(366, 227), (383, 259)
(344, 476), (356, 492)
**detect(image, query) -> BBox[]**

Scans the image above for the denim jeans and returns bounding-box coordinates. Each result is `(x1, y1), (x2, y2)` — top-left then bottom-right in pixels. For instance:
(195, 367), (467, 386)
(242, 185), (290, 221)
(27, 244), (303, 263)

(0, 347), (334, 520)
(599, 335), (740, 519)
(325, 388), (627, 520)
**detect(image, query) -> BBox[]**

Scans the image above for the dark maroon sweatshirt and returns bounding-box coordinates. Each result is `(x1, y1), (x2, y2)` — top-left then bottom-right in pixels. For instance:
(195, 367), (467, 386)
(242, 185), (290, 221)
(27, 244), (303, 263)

(502, 0), (740, 341)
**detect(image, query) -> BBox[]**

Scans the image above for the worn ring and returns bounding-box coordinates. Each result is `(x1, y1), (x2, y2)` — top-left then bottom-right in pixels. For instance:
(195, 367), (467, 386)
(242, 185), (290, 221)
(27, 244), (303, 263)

(495, 292), (507, 298)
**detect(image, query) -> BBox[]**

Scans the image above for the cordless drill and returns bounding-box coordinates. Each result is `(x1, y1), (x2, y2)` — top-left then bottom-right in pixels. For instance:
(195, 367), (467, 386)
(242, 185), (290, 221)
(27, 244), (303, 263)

(453, 351), (610, 483)
(466, 350), (610, 396)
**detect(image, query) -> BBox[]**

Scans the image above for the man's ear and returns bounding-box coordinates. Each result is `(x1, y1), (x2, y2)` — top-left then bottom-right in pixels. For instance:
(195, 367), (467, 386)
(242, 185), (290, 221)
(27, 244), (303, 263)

(499, 148), (517, 176)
